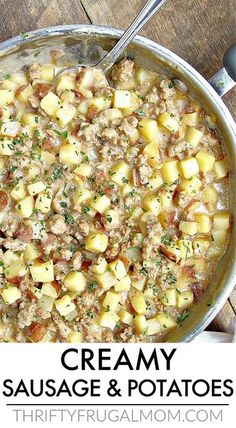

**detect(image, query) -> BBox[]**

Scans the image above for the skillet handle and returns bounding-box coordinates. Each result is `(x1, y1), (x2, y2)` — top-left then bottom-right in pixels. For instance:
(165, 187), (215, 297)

(208, 43), (236, 97)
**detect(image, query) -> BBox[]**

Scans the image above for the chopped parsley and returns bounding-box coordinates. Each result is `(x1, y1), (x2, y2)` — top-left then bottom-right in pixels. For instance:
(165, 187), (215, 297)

(82, 206), (90, 214)
(168, 81), (174, 89)
(166, 272), (177, 285)
(65, 212), (74, 225)
(177, 310), (191, 324)
(134, 109), (147, 116)
(88, 282), (97, 292)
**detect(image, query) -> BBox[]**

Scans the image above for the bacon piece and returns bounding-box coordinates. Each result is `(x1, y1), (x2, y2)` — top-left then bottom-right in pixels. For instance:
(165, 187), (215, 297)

(0, 190), (9, 209)
(27, 290), (39, 301)
(86, 105), (98, 122)
(2, 171), (14, 184)
(51, 280), (61, 295)
(182, 105), (196, 114)
(14, 224), (32, 242)
(93, 212), (105, 231)
(182, 266), (196, 278)
(74, 90), (85, 100)
(81, 259), (93, 271)
(133, 168), (141, 187)
(191, 283), (204, 302)
(159, 245), (177, 262)
(0, 107), (3, 118)
(10, 276), (22, 286)
(26, 322), (47, 342)
(33, 83), (52, 100)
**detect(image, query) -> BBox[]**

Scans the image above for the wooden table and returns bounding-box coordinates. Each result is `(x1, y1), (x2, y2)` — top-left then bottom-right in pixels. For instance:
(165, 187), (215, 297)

(1, 0), (235, 332)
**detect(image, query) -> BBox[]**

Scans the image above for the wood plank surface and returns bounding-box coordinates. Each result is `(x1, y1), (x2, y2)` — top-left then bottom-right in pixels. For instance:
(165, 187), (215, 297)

(0, 0), (235, 333)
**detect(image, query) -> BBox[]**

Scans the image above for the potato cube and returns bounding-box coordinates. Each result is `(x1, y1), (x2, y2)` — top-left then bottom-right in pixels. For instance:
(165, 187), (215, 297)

(180, 158), (199, 179)
(159, 192), (172, 210)
(177, 291), (194, 308)
(64, 271), (86, 295)
(89, 258), (108, 274)
(55, 295), (76, 316)
(135, 68), (157, 85)
(41, 150), (56, 165)
(98, 311), (119, 329)
(29, 260), (54, 282)
(74, 163), (92, 177)
(138, 118), (159, 143)
(193, 238), (210, 256)
(195, 150), (215, 172)
(0, 120), (20, 137)
(0, 139), (15, 156)
(158, 112), (178, 133)
(59, 143), (80, 165)
(16, 85), (33, 104)
(85, 232), (108, 254)
(146, 317), (161, 335)
(41, 283), (58, 298)
(21, 113), (41, 127)
(130, 293), (147, 315)
(109, 161), (131, 186)
(56, 75), (75, 93)
(60, 90), (76, 104)
(179, 221), (199, 236)
(77, 68), (93, 89)
(68, 331), (83, 343)
(156, 312), (177, 329)
(119, 309), (133, 325)
(113, 90), (131, 108)
(27, 181), (46, 196)
(132, 277), (146, 291)
(162, 289), (178, 306)
(16, 196), (34, 218)
(10, 72), (28, 86)
(122, 92), (139, 116)
(195, 213), (212, 233)
(24, 243), (41, 261)
(147, 174), (163, 191)
(142, 194), (161, 215)
(211, 230), (227, 246)
(72, 188), (92, 209)
(40, 92), (61, 116)
(214, 160), (228, 180)
(89, 96), (112, 112)
(25, 165), (41, 181)
(143, 141), (160, 167)
(114, 275), (131, 291)
(4, 258), (26, 279)
(184, 126), (203, 148)
(180, 176), (202, 195)
(108, 259), (127, 279)
(178, 239), (193, 259)
(90, 194), (110, 214)
(40, 65), (55, 81)
(161, 160), (179, 184)
(207, 245), (223, 260)
(213, 211), (230, 230)
(10, 182), (27, 201)
(103, 291), (122, 312)
(133, 314), (147, 334)
(1, 250), (19, 266)
(201, 185), (218, 204)
(35, 192), (52, 213)
(121, 184), (134, 197)
(55, 103), (76, 127)
(2, 286), (21, 304)
(0, 89), (15, 105)
(95, 270), (116, 290)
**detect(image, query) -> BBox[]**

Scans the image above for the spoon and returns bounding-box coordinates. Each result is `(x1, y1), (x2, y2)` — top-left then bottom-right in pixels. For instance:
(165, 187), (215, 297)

(54, 0), (168, 79)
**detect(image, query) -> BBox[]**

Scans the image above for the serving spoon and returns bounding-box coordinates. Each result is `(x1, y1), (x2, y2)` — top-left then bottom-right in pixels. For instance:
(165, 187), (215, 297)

(54, 0), (168, 79)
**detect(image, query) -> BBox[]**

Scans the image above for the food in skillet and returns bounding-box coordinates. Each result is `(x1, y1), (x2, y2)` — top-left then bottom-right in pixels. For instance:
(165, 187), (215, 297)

(0, 56), (231, 342)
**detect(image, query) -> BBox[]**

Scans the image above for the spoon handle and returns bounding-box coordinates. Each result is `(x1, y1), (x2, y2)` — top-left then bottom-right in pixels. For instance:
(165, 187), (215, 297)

(97, 0), (168, 72)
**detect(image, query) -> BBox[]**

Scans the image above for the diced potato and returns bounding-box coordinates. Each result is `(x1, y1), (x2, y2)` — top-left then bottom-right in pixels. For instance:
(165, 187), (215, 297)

(207, 245), (223, 260)
(143, 141), (160, 167)
(0, 120), (20, 137)
(180, 176), (202, 195)
(0, 139), (15, 156)
(24, 243), (41, 261)
(74, 163), (92, 177)
(2, 286), (21, 304)
(55, 103), (76, 127)
(85, 232), (108, 254)
(29, 260), (54, 282)
(89, 96), (112, 112)
(113, 90), (131, 108)
(211, 230), (227, 246)
(35, 191), (52, 213)
(130, 293), (147, 315)
(132, 277), (146, 291)
(40, 92), (61, 116)
(146, 317), (161, 335)
(95, 270), (116, 290)
(55, 295), (76, 316)
(156, 312), (177, 329)
(158, 112), (179, 133)
(142, 194), (161, 215)
(147, 174), (163, 191)
(64, 271), (86, 295)
(90, 194), (111, 214)
(21, 113), (41, 127)
(4, 258), (26, 279)
(60, 90), (75, 104)
(41, 283), (58, 298)
(213, 211), (230, 230)
(16, 85), (33, 104)
(122, 92), (140, 116)
(56, 74), (75, 93)
(121, 183), (134, 197)
(0, 80), (18, 90)
(89, 258), (108, 274)
(30, 286), (42, 301)
(184, 126), (203, 148)
(161, 160), (179, 184)
(40, 64), (55, 81)
(114, 275), (131, 291)
(27, 181), (46, 196)
(179, 221), (199, 236)
(1, 250), (19, 266)
(73, 188), (92, 208)
(139, 118), (159, 143)
(0, 106), (11, 119)
(77, 68), (93, 89)
(16, 196), (34, 218)
(41, 150), (56, 165)
(180, 158), (199, 179)
(98, 311), (119, 329)
(135, 67), (157, 85)
(119, 309), (133, 324)
(10, 72), (28, 86)
(195, 150), (215, 172)
(10, 182), (27, 201)
(193, 237), (210, 256)
(133, 314), (147, 334)
(68, 331), (83, 343)
(214, 160), (228, 180)
(201, 185), (218, 205)
(0, 89), (15, 105)
(162, 289), (178, 306)
(103, 291), (122, 311)
(109, 259), (127, 279)
(109, 161), (131, 186)
(178, 239), (193, 259)
(195, 213), (212, 233)
(25, 165), (41, 181)
(177, 291), (194, 308)
(159, 192), (172, 210)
